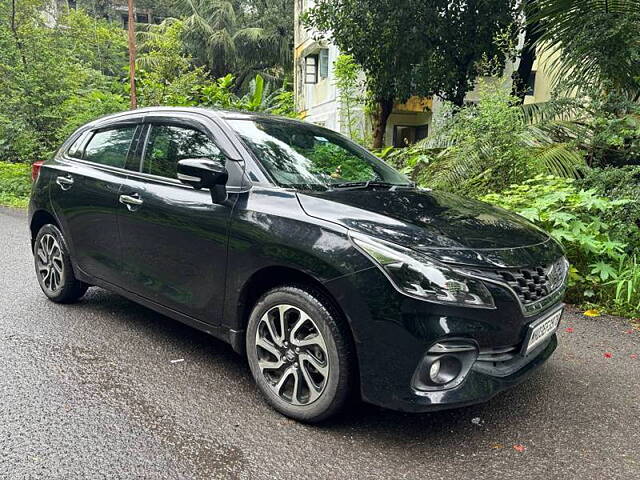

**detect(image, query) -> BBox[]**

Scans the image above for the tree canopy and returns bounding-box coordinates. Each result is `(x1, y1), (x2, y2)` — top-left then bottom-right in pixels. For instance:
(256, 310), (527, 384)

(306, 0), (518, 147)
(179, 0), (294, 87)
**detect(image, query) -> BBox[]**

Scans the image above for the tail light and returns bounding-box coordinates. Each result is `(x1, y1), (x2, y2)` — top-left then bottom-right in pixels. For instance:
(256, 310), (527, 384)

(31, 161), (44, 182)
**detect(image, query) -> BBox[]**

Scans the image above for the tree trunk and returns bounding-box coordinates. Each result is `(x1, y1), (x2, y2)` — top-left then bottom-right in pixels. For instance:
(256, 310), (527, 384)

(127, 0), (137, 109)
(372, 98), (394, 149)
(450, 90), (466, 108)
(10, 0), (27, 67)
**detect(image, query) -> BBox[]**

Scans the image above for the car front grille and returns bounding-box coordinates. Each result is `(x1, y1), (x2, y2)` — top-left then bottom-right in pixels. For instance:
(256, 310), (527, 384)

(495, 257), (568, 305)
(496, 267), (551, 304)
(471, 257), (568, 314)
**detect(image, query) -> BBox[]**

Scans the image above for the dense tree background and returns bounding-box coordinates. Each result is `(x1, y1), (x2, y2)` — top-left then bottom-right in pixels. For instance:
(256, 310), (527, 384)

(0, 0), (295, 163)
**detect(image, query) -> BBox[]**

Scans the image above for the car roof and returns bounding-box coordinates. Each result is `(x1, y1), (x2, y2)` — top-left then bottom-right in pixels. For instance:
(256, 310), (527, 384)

(84, 106), (301, 130)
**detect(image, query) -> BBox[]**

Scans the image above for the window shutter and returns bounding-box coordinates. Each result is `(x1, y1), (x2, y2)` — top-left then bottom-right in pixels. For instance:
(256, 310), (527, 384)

(319, 49), (329, 79)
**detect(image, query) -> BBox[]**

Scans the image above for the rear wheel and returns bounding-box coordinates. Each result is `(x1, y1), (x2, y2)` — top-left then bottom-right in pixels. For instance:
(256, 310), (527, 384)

(34, 224), (88, 303)
(246, 286), (355, 423)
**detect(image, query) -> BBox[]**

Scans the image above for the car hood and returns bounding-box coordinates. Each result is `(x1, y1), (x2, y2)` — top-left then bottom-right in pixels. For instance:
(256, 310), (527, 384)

(297, 188), (563, 269)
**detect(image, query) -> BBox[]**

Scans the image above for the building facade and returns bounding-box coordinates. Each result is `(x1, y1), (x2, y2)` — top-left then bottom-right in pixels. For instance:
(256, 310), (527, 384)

(293, 1), (432, 147)
(294, 1), (552, 146)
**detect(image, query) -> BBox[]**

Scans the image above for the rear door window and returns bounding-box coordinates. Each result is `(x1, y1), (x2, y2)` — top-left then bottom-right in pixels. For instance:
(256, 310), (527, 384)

(67, 131), (91, 158)
(83, 126), (137, 168)
(142, 124), (225, 179)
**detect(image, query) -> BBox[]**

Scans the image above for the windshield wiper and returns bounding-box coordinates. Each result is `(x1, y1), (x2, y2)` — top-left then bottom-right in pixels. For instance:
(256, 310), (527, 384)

(330, 181), (414, 190)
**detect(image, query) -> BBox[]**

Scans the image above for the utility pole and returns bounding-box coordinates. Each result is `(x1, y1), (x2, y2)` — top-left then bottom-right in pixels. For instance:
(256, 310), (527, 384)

(127, 0), (137, 109)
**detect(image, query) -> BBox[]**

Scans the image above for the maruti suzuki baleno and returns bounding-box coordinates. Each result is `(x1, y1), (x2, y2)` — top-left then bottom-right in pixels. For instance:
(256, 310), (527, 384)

(29, 107), (568, 422)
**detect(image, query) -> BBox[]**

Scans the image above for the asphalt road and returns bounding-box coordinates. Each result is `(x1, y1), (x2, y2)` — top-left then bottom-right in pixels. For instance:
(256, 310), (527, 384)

(1, 206), (639, 479)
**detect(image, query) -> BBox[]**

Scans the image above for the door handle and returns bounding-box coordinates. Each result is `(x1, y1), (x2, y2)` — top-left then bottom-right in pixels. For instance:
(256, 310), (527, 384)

(119, 193), (144, 210)
(56, 175), (74, 190)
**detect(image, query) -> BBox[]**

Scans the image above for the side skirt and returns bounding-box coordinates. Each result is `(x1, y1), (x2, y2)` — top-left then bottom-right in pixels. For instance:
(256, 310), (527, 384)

(75, 267), (245, 354)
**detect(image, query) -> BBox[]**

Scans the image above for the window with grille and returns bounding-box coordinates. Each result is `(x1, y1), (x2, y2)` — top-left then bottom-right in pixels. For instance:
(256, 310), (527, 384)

(305, 55), (319, 84)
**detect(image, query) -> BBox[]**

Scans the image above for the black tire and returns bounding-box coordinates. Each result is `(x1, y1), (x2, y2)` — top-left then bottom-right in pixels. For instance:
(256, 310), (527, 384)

(34, 224), (89, 303)
(246, 285), (355, 423)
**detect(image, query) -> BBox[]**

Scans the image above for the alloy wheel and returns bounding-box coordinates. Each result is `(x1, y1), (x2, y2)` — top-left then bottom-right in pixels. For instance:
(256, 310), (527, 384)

(254, 304), (329, 406)
(36, 233), (64, 294)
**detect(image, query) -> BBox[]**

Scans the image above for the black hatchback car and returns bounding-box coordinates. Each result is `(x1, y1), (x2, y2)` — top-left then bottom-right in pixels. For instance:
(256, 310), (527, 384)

(29, 107), (568, 422)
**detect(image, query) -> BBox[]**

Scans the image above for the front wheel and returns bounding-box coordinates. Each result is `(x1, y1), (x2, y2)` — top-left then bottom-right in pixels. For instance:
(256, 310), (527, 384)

(34, 224), (88, 303)
(246, 286), (355, 423)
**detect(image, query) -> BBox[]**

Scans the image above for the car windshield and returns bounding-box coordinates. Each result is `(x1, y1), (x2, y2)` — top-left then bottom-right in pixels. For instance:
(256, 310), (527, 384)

(227, 118), (412, 190)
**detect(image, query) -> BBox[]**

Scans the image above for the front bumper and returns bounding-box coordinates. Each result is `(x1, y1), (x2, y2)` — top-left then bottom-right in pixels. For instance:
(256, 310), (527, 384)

(324, 267), (562, 413)
(388, 335), (556, 413)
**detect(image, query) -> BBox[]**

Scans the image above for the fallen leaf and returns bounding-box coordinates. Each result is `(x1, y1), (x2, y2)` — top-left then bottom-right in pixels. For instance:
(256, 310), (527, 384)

(491, 443), (503, 449)
(513, 444), (526, 453)
(565, 327), (574, 333)
(583, 309), (600, 317)
(604, 352), (613, 358)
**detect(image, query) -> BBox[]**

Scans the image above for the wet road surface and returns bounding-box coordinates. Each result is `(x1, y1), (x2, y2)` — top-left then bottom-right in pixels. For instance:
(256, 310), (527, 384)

(1, 207), (639, 479)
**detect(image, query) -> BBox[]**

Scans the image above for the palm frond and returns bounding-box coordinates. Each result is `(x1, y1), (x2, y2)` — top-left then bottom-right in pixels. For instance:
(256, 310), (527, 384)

(529, 142), (587, 178)
(528, 0), (640, 96)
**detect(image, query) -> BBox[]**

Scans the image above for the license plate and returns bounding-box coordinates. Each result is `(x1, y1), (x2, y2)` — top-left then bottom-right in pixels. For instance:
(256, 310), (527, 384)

(523, 308), (563, 355)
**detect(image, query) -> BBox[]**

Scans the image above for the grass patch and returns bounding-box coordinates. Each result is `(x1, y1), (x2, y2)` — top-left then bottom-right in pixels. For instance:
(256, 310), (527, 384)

(0, 162), (31, 208)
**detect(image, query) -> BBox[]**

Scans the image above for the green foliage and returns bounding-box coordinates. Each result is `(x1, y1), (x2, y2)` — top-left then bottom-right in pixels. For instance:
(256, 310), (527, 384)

(481, 175), (632, 307)
(529, 0), (640, 98)
(604, 255), (640, 315)
(306, 0), (518, 146)
(0, 5), (295, 164)
(58, 90), (129, 139)
(522, 90), (640, 169)
(179, 0), (294, 82)
(307, 0), (518, 106)
(386, 82), (586, 195)
(0, 4), (128, 163)
(333, 55), (365, 143)
(577, 166), (640, 252)
(0, 162), (30, 208)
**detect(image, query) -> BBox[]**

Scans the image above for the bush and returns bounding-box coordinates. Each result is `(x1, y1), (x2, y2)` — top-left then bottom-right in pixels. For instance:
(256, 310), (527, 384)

(603, 255), (640, 316)
(576, 166), (640, 253)
(480, 175), (630, 306)
(0, 163), (31, 208)
(384, 82), (585, 195)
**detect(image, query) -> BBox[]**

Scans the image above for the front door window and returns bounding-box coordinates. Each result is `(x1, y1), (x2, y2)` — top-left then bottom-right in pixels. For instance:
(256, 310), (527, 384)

(142, 125), (225, 179)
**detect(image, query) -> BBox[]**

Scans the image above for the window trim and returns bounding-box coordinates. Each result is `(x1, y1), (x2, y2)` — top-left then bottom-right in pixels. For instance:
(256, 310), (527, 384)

(304, 54), (319, 84)
(60, 110), (254, 191)
(319, 49), (329, 79)
(66, 130), (92, 159)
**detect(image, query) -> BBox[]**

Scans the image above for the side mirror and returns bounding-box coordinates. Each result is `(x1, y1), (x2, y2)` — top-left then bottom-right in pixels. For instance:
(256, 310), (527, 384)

(177, 158), (229, 203)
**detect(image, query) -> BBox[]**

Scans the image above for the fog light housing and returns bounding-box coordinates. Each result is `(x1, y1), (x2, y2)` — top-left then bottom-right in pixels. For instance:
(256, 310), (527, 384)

(412, 339), (478, 391)
(428, 356), (462, 385)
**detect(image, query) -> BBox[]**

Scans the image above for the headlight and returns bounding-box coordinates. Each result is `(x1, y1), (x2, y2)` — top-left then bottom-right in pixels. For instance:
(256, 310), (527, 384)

(350, 232), (495, 309)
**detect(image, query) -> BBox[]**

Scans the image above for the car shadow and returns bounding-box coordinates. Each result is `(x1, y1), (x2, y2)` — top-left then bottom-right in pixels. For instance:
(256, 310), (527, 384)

(72, 287), (563, 444)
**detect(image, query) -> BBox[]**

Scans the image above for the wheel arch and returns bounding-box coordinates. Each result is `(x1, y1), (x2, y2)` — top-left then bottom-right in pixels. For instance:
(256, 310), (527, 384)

(30, 210), (60, 251)
(231, 266), (357, 358)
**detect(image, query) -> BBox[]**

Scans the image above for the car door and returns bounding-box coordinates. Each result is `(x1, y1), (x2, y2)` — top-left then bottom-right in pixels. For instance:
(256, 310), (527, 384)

(50, 121), (144, 285)
(117, 116), (241, 324)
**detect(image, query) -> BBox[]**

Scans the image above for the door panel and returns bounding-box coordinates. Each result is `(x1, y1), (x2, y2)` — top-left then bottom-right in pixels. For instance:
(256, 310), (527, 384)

(50, 124), (143, 284)
(50, 160), (126, 284)
(117, 178), (234, 323)
(116, 121), (236, 324)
